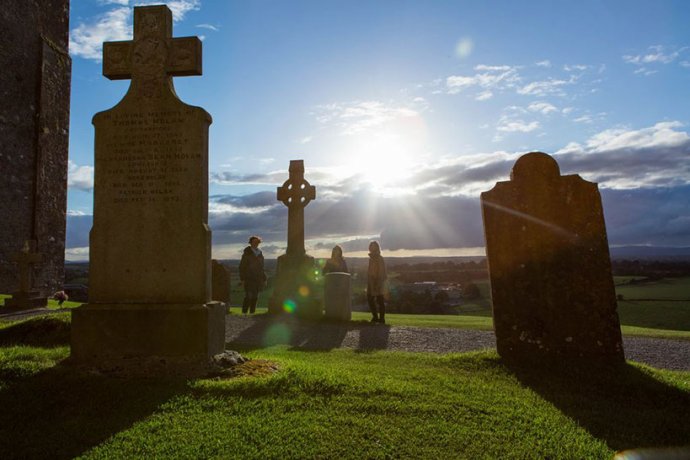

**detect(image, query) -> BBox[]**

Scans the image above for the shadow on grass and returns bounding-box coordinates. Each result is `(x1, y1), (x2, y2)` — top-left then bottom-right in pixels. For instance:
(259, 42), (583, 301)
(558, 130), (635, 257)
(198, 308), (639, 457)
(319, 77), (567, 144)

(504, 360), (690, 451)
(0, 316), (70, 347)
(227, 314), (390, 352)
(0, 359), (189, 460)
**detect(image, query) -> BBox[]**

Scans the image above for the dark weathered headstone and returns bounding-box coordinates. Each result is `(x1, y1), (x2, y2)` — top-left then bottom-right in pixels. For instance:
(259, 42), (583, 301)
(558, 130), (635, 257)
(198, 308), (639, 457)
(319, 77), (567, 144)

(480, 152), (624, 363)
(0, 0), (71, 296)
(324, 272), (352, 321)
(212, 259), (231, 305)
(71, 5), (225, 367)
(3, 240), (48, 309)
(268, 160), (320, 317)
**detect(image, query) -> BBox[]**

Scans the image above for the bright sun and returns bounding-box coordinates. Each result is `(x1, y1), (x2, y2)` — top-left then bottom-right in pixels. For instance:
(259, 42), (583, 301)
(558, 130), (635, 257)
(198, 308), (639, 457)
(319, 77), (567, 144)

(343, 112), (428, 190)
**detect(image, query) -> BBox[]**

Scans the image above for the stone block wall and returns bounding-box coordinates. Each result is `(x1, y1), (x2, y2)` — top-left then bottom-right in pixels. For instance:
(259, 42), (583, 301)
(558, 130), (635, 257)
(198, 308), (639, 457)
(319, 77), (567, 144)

(0, 0), (71, 294)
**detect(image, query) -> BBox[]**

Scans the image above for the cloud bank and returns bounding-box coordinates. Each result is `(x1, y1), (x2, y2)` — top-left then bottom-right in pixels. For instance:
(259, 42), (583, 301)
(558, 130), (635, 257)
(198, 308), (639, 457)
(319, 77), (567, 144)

(67, 121), (690, 259)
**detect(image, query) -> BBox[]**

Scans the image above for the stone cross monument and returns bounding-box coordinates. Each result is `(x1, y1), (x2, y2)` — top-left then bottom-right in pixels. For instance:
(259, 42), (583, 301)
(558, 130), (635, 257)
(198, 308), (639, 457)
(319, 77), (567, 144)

(3, 240), (48, 309)
(269, 160), (320, 317)
(277, 160), (316, 256)
(480, 152), (624, 364)
(71, 5), (225, 368)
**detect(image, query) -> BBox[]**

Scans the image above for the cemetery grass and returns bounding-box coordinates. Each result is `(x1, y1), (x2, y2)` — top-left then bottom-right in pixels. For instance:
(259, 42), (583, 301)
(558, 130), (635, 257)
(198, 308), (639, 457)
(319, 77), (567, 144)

(1, 318), (689, 460)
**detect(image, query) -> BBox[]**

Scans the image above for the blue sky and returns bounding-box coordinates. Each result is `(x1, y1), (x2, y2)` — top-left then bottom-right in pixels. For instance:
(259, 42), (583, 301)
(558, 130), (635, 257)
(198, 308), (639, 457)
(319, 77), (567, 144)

(66, 0), (690, 260)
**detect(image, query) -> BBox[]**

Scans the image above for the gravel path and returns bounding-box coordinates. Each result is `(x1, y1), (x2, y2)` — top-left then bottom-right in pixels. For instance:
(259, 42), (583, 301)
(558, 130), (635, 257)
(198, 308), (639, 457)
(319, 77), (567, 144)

(226, 314), (690, 371)
(2, 309), (687, 371)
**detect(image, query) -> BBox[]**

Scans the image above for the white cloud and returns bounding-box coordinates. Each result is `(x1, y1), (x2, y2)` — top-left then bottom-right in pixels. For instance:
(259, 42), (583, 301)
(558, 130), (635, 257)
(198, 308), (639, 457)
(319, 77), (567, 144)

(623, 45), (681, 65)
(136, 0), (201, 21)
(527, 101), (557, 115)
(680, 61), (690, 68)
(300, 136), (313, 144)
(196, 23), (218, 31)
(475, 90), (493, 101)
(314, 100), (421, 136)
(563, 64), (589, 72)
(66, 210), (89, 216)
(517, 78), (569, 96)
(69, 7), (131, 61)
(497, 119), (540, 133)
(446, 65), (519, 95)
(70, 0), (201, 61)
(67, 161), (95, 191)
(633, 67), (658, 76)
(573, 115), (593, 124)
(535, 60), (551, 68)
(581, 121), (689, 152)
(65, 247), (90, 262)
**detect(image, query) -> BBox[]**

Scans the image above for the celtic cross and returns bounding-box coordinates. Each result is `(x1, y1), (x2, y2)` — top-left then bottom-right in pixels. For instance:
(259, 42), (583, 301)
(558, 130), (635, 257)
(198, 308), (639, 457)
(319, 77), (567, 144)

(277, 160), (316, 256)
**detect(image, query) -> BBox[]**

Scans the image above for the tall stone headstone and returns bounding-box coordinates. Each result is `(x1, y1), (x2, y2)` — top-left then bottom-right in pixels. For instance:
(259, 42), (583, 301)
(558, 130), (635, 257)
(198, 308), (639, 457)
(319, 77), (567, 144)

(268, 160), (320, 317)
(480, 152), (624, 363)
(71, 5), (225, 365)
(0, 0), (71, 296)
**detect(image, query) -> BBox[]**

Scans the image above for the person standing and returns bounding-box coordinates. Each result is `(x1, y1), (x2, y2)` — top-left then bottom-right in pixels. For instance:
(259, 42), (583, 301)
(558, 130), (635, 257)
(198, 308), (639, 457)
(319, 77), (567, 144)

(239, 235), (266, 314)
(322, 245), (348, 274)
(367, 241), (387, 324)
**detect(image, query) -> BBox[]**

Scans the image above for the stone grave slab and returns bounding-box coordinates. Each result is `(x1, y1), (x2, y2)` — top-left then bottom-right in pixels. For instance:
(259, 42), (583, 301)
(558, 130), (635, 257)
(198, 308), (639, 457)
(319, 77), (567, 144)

(480, 152), (624, 363)
(324, 272), (352, 321)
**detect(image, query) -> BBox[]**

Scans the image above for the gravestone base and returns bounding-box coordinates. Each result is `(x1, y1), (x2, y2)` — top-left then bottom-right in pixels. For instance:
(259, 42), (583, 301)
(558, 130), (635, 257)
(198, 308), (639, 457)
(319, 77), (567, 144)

(3, 291), (48, 310)
(268, 254), (321, 319)
(324, 272), (352, 321)
(71, 302), (226, 363)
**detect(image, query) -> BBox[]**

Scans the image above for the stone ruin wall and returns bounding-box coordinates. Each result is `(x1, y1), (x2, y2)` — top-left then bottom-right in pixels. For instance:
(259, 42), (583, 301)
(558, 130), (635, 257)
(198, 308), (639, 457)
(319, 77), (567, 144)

(0, 0), (71, 294)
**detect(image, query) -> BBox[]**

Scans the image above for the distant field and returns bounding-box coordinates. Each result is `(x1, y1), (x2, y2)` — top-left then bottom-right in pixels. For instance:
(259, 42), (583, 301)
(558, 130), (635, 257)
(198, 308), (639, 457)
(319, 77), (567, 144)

(3, 276), (689, 339)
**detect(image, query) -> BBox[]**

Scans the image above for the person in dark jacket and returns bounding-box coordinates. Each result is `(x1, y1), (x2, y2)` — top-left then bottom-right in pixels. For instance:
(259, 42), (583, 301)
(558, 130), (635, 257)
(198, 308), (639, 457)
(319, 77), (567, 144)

(239, 235), (267, 314)
(322, 245), (348, 274)
(367, 241), (387, 324)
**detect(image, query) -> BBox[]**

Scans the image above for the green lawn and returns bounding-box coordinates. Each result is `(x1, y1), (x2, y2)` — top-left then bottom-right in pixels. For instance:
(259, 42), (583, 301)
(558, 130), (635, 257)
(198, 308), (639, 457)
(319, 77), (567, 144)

(0, 294), (82, 310)
(0, 314), (688, 459)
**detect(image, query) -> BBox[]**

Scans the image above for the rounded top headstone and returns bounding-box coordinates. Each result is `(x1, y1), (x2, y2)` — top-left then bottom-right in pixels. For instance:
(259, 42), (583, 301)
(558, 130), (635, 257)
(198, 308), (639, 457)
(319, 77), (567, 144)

(510, 152), (561, 182)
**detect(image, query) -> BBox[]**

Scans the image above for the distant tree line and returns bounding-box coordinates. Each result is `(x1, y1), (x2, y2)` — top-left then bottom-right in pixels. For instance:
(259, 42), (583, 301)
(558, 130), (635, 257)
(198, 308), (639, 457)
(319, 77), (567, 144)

(611, 260), (690, 278)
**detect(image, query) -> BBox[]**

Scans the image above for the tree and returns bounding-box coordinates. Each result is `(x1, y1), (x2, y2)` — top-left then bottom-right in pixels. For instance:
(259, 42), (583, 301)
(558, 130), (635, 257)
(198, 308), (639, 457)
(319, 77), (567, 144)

(463, 282), (480, 300)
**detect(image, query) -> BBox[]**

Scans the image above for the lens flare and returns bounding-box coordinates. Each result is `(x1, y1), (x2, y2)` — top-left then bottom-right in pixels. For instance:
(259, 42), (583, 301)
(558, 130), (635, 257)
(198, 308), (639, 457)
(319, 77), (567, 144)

(298, 285), (310, 297)
(262, 323), (291, 347)
(283, 299), (296, 313)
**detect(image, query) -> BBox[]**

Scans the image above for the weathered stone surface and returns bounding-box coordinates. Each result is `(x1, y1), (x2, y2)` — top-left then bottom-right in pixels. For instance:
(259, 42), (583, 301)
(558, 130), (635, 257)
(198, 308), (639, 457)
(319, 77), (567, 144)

(0, 0), (71, 296)
(268, 160), (320, 317)
(71, 5), (224, 365)
(324, 272), (352, 321)
(212, 259), (231, 304)
(3, 241), (48, 309)
(480, 152), (624, 363)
